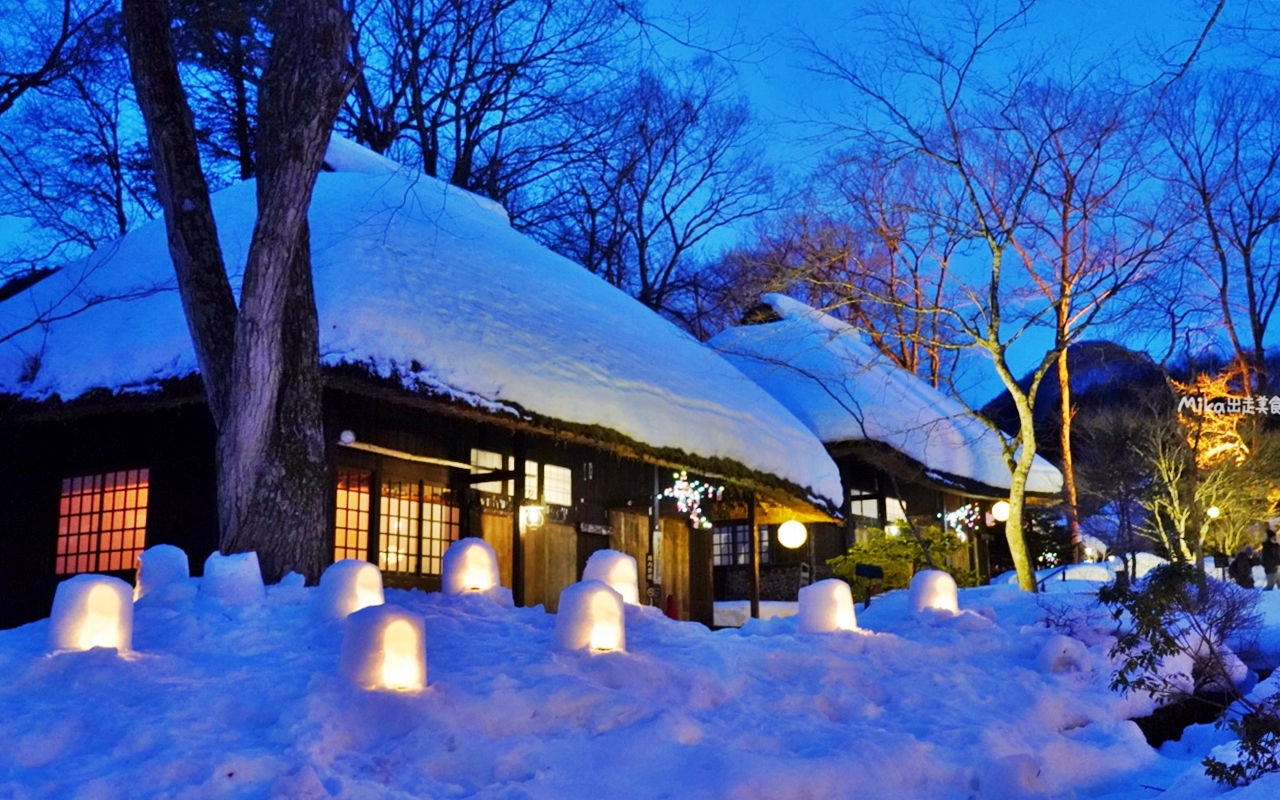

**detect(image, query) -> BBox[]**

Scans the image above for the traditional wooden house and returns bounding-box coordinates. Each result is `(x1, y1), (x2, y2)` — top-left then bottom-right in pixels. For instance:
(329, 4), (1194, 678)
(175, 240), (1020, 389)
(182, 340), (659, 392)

(706, 294), (1063, 594)
(0, 140), (841, 629)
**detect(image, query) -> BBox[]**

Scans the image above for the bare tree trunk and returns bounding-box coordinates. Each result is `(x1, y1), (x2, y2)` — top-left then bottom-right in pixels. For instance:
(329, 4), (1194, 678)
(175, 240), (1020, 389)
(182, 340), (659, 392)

(1008, 394), (1039, 592)
(215, 0), (351, 581)
(124, 0), (350, 582)
(1058, 347), (1082, 561)
(218, 222), (328, 579)
(121, 0), (236, 421)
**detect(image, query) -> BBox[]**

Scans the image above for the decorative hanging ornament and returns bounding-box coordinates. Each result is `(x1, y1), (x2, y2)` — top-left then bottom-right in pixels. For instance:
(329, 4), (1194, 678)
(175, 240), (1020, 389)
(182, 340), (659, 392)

(661, 471), (723, 529)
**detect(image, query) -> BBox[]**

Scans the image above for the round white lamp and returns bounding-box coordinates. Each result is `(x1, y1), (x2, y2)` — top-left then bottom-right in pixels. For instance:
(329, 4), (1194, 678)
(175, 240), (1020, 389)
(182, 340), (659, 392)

(777, 519), (808, 549)
(991, 500), (1011, 522)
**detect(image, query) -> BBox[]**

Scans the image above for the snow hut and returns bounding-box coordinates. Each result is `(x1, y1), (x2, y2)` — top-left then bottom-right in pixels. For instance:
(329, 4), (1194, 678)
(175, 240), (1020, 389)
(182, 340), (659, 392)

(48, 574), (133, 652)
(554, 580), (626, 653)
(581, 549), (640, 605)
(340, 604), (427, 691)
(798, 578), (858, 633)
(441, 538), (501, 596)
(319, 559), (385, 619)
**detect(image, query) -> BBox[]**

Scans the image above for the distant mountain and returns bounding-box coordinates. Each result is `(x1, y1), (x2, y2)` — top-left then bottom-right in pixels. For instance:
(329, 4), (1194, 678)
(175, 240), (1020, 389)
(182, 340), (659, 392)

(981, 341), (1173, 462)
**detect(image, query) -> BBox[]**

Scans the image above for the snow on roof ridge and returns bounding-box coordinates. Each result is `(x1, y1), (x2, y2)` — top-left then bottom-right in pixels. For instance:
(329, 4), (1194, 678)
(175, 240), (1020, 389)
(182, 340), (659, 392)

(0, 170), (843, 506)
(322, 134), (510, 225)
(709, 294), (1063, 495)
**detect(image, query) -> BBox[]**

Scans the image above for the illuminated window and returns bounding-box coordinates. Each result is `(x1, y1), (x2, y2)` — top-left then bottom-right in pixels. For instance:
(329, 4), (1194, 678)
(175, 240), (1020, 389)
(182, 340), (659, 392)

(334, 470), (371, 562)
(468, 449), (540, 500)
(56, 469), (149, 575)
(470, 449), (508, 494)
(543, 465), (572, 507)
(524, 460), (539, 500)
(379, 481), (459, 576)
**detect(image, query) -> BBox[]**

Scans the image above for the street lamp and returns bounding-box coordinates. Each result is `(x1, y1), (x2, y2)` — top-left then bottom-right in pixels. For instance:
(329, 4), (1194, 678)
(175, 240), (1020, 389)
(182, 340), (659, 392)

(1207, 506), (1221, 519)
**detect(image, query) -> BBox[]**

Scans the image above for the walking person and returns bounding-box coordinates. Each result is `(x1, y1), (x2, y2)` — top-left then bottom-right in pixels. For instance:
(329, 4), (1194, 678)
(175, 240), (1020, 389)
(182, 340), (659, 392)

(1263, 530), (1280, 590)
(1231, 546), (1259, 589)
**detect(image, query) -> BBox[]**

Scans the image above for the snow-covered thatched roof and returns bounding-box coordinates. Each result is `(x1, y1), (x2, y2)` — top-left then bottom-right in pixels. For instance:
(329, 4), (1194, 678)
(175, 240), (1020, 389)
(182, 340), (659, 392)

(0, 138), (842, 508)
(707, 295), (1063, 496)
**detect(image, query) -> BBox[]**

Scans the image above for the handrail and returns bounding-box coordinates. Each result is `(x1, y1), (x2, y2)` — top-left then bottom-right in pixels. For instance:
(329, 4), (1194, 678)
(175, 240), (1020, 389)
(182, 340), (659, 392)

(1037, 564), (1071, 592)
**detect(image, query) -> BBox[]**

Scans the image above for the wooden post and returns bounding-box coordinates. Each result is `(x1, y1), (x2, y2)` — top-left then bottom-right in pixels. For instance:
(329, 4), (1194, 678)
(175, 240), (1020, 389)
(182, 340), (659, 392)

(512, 433), (526, 607)
(748, 492), (760, 619)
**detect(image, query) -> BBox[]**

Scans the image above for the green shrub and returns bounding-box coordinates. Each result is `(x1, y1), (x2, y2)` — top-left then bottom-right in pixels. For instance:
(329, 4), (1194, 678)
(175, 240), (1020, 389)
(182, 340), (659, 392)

(828, 524), (977, 598)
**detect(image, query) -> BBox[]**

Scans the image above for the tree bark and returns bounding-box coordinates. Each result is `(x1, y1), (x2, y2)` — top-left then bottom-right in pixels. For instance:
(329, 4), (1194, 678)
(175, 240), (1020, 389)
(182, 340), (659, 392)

(216, 0), (351, 581)
(121, 0), (236, 423)
(124, 0), (351, 582)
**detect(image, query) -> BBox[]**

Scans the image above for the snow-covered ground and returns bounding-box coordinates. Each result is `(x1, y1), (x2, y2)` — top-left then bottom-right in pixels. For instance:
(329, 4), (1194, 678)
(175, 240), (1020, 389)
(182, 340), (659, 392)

(5, 567), (1280, 799)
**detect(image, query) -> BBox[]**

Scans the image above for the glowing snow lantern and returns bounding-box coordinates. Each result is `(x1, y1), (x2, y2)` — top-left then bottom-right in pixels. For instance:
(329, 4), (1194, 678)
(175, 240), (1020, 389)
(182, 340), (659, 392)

(135, 544), (190, 600)
(441, 538), (500, 595)
(991, 500), (1011, 522)
(319, 559), (385, 619)
(199, 551), (266, 604)
(909, 569), (960, 614)
(554, 580), (625, 653)
(798, 578), (858, 633)
(777, 520), (808, 550)
(48, 574), (134, 653)
(340, 605), (427, 691)
(581, 549), (640, 605)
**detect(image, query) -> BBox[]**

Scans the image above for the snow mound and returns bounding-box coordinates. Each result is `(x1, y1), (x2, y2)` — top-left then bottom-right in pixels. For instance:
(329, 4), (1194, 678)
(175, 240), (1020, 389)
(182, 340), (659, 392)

(135, 544), (190, 601)
(798, 578), (858, 633)
(554, 580), (625, 652)
(909, 570), (959, 614)
(200, 551), (266, 605)
(581, 549), (640, 605)
(441, 538), (502, 597)
(318, 559), (384, 619)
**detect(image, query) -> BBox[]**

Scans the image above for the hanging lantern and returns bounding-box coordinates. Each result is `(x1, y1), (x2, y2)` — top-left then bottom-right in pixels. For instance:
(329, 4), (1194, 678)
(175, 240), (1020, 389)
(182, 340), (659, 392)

(442, 538), (501, 595)
(319, 559), (385, 619)
(340, 605), (427, 691)
(777, 520), (808, 549)
(798, 578), (858, 633)
(909, 569), (960, 614)
(48, 574), (134, 653)
(554, 580), (625, 653)
(581, 549), (640, 605)
(991, 500), (1011, 522)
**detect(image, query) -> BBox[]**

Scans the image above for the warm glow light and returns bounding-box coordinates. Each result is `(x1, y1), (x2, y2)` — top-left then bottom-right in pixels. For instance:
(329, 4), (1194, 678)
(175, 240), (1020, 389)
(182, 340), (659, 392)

(777, 520), (807, 549)
(554, 580), (626, 653)
(380, 619), (424, 691)
(909, 570), (960, 614)
(77, 583), (124, 650)
(521, 505), (547, 530)
(460, 562), (493, 592)
(355, 569), (383, 609)
(588, 592), (624, 652)
(798, 579), (858, 633)
(991, 501), (1011, 522)
(1207, 506), (1221, 519)
(886, 523), (900, 536)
